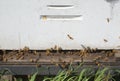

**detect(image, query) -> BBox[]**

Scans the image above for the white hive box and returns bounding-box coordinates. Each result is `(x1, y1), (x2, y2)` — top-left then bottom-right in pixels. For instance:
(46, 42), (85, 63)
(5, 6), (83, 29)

(0, 0), (120, 50)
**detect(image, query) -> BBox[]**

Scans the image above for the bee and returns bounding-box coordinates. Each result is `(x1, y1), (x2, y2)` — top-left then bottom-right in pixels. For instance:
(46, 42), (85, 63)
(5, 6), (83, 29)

(19, 56), (24, 60)
(69, 58), (74, 64)
(106, 18), (110, 23)
(95, 61), (101, 67)
(103, 39), (108, 42)
(0, 55), (3, 61)
(18, 49), (22, 53)
(67, 34), (74, 40)
(57, 46), (62, 53)
(42, 16), (47, 20)
(33, 50), (37, 55)
(80, 50), (87, 57)
(23, 46), (29, 52)
(61, 52), (64, 54)
(59, 62), (67, 69)
(67, 70), (72, 75)
(54, 45), (57, 50)
(93, 48), (98, 52)
(50, 59), (59, 66)
(2, 50), (6, 54)
(27, 75), (31, 79)
(81, 57), (84, 62)
(30, 59), (34, 62)
(3, 58), (7, 62)
(98, 56), (102, 59)
(104, 57), (108, 61)
(36, 64), (41, 67)
(46, 49), (51, 56)
(8, 54), (14, 59)
(10, 57), (13, 59)
(16, 55), (22, 60)
(105, 51), (113, 57)
(58, 58), (62, 62)
(39, 53), (41, 57)
(101, 51), (105, 54)
(55, 63), (59, 67)
(50, 59), (54, 64)
(86, 46), (92, 53)
(112, 49), (117, 53)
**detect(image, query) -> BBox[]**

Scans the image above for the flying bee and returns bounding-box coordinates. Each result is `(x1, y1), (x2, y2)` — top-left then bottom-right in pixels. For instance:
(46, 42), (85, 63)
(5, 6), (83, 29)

(67, 34), (74, 40)
(106, 18), (110, 23)
(103, 39), (108, 42)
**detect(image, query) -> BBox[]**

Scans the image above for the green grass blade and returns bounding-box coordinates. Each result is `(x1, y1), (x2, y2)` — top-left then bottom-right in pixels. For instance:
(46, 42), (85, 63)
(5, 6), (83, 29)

(16, 78), (23, 81)
(29, 72), (38, 81)
(78, 69), (87, 81)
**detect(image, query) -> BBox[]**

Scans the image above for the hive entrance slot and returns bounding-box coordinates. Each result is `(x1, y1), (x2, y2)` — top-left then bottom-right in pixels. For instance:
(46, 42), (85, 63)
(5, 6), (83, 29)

(40, 15), (83, 20)
(47, 5), (74, 9)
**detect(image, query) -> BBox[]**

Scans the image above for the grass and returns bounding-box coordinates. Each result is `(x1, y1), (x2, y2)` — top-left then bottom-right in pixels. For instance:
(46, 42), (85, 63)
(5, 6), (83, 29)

(1, 65), (120, 81)
(43, 67), (114, 81)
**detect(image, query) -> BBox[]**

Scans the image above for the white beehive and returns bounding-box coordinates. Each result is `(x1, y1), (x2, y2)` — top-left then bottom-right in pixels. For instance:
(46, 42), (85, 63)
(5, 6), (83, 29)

(0, 0), (120, 50)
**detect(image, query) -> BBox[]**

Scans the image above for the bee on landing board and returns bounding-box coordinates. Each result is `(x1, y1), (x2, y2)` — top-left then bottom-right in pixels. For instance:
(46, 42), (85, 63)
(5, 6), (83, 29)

(46, 49), (51, 56)
(67, 34), (74, 40)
